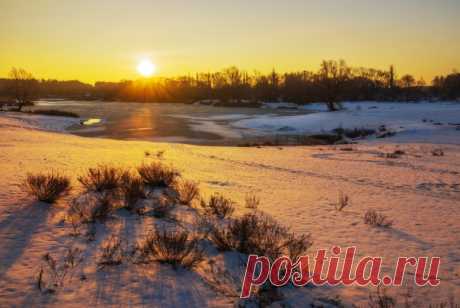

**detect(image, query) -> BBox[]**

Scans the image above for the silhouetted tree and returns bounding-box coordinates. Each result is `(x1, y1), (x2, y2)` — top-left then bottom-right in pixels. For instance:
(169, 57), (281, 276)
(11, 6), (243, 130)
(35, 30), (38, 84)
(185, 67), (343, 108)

(8, 67), (36, 111)
(400, 74), (416, 88)
(317, 60), (351, 111)
(388, 65), (396, 89)
(433, 72), (460, 99)
(1, 62), (458, 105)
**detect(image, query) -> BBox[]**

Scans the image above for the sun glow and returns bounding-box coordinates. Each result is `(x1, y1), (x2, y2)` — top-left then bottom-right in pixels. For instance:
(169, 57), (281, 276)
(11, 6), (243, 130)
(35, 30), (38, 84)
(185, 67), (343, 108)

(137, 59), (156, 77)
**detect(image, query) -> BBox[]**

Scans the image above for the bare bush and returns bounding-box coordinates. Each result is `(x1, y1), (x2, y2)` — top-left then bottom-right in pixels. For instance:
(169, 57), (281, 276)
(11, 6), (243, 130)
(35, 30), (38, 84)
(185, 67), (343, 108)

(174, 180), (200, 206)
(25, 172), (70, 203)
(70, 192), (114, 223)
(68, 214), (82, 236)
(364, 209), (393, 228)
(137, 161), (180, 188)
(209, 212), (312, 260)
(368, 287), (396, 308)
(432, 148), (444, 157)
(335, 191), (349, 211)
(201, 194), (235, 219)
(120, 171), (146, 211)
(257, 285), (284, 307)
(156, 150), (165, 159)
(37, 247), (83, 294)
(136, 227), (204, 269)
(97, 235), (125, 269)
(78, 165), (124, 192)
(245, 193), (260, 210)
(385, 150), (405, 159)
(151, 194), (175, 218)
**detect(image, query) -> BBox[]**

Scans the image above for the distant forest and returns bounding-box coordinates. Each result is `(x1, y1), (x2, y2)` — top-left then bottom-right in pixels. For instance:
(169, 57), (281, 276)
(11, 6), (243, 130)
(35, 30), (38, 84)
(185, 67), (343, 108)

(1, 60), (459, 110)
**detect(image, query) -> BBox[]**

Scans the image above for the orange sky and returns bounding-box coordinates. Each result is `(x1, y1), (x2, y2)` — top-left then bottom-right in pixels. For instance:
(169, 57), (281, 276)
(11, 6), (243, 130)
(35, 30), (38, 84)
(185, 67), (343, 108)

(1, 0), (459, 83)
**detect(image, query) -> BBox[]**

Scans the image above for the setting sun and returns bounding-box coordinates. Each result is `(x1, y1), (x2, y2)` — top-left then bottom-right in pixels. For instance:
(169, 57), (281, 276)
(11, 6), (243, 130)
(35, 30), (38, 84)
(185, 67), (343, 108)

(137, 59), (155, 77)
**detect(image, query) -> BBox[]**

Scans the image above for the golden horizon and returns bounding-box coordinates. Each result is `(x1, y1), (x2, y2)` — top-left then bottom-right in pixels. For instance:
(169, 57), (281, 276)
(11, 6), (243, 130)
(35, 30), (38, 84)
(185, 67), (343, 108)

(1, 0), (459, 83)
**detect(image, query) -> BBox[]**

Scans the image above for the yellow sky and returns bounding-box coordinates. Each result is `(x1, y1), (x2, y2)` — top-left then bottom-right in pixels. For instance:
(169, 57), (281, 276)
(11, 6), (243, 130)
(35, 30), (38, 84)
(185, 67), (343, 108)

(1, 0), (459, 83)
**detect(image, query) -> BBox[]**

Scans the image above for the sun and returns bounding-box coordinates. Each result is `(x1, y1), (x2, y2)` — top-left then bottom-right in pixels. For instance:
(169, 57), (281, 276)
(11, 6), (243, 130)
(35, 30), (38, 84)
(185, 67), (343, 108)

(137, 59), (155, 77)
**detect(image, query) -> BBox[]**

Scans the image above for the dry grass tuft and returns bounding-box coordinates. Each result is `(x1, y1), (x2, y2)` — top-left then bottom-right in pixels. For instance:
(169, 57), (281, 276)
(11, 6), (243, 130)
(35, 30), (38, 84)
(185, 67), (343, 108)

(120, 171), (146, 210)
(151, 194), (175, 218)
(385, 150), (405, 159)
(368, 287), (396, 308)
(174, 180), (200, 206)
(37, 247), (83, 294)
(70, 192), (114, 223)
(97, 235), (125, 269)
(245, 193), (260, 209)
(136, 227), (204, 269)
(364, 209), (393, 228)
(432, 148), (444, 157)
(25, 172), (71, 203)
(78, 165), (124, 192)
(335, 191), (349, 211)
(137, 161), (180, 188)
(209, 211), (312, 260)
(200, 193), (235, 219)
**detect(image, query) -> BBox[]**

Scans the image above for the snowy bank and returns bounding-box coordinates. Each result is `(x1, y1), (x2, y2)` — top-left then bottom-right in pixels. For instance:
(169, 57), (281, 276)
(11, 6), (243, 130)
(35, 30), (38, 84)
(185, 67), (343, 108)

(1, 112), (81, 132)
(0, 117), (459, 306)
(234, 101), (460, 144)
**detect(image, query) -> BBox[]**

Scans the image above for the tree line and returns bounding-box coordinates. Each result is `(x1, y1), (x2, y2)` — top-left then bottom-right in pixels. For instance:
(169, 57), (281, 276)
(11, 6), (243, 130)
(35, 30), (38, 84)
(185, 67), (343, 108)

(1, 60), (459, 111)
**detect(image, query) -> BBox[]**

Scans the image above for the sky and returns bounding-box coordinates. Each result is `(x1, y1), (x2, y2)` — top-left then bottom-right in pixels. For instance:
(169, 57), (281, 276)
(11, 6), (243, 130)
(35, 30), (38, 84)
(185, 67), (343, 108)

(1, 0), (459, 83)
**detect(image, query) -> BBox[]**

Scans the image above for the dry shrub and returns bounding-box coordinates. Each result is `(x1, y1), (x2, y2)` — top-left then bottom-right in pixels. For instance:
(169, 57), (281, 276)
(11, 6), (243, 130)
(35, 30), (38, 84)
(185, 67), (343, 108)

(335, 191), (349, 211)
(97, 235), (125, 269)
(432, 148), (444, 157)
(120, 171), (146, 211)
(368, 287), (396, 308)
(201, 193), (235, 219)
(70, 192), (114, 223)
(364, 209), (393, 228)
(156, 150), (165, 159)
(174, 180), (200, 206)
(137, 161), (180, 188)
(151, 194), (175, 218)
(245, 193), (260, 210)
(68, 214), (82, 237)
(37, 247), (83, 294)
(385, 150), (405, 159)
(25, 172), (70, 203)
(368, 287), (459, 308)
(209, 212), (312, 261)
(256, 285), (284, 307)
(78, 165), (124, 192)
(137, 227), (204, 269)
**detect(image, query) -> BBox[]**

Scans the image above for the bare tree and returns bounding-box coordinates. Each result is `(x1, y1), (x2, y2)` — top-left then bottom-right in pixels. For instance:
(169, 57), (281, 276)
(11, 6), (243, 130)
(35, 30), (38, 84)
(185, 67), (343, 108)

(317, 60), (351, 111)
(388, 65), (396, 89)
(8, 67), (36, 111)
(400, 74), (415, 88)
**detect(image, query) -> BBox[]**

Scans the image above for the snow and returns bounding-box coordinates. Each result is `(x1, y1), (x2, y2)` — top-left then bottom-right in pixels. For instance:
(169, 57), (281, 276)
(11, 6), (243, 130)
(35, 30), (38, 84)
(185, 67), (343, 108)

(234, 101), (460, 144)
(2, 112), (81, 132)
(0, 107), (460, 306)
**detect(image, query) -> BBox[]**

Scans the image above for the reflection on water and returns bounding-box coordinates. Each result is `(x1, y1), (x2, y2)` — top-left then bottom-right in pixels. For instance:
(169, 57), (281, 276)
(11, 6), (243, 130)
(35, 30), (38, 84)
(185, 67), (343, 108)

(32, 100), (309, 145)
(82, 118), (102, 125)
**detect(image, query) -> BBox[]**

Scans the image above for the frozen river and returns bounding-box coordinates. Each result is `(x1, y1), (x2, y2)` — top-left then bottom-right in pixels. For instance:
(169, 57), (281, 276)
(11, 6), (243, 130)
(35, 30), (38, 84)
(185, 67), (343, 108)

(23, 100), (460, 145)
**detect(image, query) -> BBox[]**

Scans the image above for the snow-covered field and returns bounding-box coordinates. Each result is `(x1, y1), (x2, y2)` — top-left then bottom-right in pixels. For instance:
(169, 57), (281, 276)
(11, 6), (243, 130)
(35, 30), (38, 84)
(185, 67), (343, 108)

(235, 101), (460, 144)
(0, 103), (459, 307)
